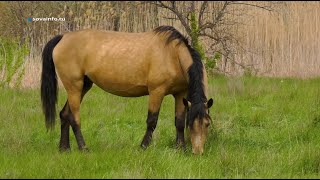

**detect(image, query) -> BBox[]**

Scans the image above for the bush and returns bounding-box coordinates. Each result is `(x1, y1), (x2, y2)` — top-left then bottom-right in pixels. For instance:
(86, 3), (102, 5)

(0, 37), (29, 88)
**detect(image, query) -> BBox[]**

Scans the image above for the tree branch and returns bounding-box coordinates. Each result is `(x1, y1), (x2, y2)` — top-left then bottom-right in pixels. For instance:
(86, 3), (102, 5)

(151, 1), (192, 35)
(229, 1), (274, 12)
(199, 1), (230, 31)
(198, 1), (208, 27)
(199, 32), (220, 42)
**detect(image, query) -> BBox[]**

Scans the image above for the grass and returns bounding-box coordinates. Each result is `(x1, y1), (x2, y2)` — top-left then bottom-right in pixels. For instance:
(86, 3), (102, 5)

(1, 76), (320, 178)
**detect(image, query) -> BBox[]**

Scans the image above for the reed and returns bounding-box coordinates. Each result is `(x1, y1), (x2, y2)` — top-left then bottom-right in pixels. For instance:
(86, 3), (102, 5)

(0, 1), (318, 88)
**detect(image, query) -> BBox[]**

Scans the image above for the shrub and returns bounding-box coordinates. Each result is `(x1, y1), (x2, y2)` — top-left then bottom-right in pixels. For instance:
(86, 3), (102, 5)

(0, 37), (29, 88)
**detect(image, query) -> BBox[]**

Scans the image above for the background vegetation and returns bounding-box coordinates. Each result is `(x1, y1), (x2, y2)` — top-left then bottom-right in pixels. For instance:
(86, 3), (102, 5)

(0, 1), (320, 88)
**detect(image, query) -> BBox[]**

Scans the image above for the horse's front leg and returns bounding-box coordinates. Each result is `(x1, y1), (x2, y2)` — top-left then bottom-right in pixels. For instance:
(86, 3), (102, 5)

(140, 89), (165, 149)
(174, 91), (187, 149)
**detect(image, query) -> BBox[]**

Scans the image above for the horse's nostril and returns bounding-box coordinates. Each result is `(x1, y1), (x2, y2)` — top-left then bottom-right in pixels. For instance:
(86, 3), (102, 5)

(192, 148), (203, 155)
(199, 150), (204, 155)
(192, 148), (204, 155)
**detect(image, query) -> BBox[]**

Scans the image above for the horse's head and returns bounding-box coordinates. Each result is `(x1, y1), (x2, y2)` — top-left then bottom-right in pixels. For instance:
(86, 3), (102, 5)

(183, 98), (213, 155)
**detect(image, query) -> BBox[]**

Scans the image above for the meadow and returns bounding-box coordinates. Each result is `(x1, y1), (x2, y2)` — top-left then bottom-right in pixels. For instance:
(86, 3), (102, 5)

(1, 75), (320, 178)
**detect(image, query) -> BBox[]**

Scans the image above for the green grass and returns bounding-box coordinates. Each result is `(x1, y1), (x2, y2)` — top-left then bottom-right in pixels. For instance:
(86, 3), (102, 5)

(1, 76), (320, 178)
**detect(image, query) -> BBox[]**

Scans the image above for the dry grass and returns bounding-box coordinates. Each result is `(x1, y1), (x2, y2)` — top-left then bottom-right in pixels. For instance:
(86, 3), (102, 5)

(12, 2), (320, 89)
(21, 57), (41, 89)
(22, 56), (64, 89)
(226, 2), (320, 78)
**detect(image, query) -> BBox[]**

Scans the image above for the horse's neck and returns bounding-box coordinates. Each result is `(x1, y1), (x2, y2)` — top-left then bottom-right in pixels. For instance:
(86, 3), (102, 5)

(177, 44), (208, 102)
(187, 63), (208, 103)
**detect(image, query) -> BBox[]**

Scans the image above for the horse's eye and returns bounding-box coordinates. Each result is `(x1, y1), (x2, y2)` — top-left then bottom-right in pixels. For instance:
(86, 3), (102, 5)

(205, 122), (210, 127)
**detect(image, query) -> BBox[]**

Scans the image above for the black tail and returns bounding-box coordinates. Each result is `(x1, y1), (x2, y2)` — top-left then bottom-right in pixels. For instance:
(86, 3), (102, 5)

(41, 35), (63, 130)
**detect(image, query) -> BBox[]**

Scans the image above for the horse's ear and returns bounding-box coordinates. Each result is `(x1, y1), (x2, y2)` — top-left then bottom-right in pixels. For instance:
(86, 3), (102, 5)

(183, 98), (191, 108)
(206, 98), (214, 108)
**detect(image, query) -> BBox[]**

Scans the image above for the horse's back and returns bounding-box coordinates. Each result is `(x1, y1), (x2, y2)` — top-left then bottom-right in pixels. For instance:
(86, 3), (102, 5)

(52, 29), (190, 96)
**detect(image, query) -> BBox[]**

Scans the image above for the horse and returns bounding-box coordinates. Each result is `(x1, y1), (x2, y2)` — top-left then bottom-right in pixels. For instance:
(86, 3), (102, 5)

(41, 25), (214, 155)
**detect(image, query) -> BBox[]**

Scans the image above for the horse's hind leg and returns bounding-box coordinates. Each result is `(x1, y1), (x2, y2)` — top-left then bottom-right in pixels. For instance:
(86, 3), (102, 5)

(140, 89), (165, 149)
(59, 101), (71, 151)
(59, 76), (93, 152)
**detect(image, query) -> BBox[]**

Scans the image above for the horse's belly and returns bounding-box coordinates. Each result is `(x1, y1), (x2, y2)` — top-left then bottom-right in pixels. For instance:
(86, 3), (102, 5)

(100, 83), (148, 97)
(89, 75), (148, 97)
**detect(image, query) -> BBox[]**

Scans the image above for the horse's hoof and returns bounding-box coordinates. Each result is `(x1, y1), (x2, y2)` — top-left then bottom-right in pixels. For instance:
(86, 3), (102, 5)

(140, 136), (151, 150)
(140, 143), (148, 150)
(175, 143), (186, 151)
(59, 147), (71, 153)
(79, 147), (90, 153)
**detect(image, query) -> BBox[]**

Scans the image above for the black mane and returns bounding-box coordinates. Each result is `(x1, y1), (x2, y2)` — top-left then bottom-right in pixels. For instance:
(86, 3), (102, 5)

(153, 26), (208, 127)
(153, 26), (188, 45)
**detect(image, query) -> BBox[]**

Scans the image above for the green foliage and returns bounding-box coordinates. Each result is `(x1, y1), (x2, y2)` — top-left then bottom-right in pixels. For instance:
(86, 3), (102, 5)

(0, 37), (29, 88)
(189, 11), (216, 71)
(1, 77), (320, 178)
(190, 12), (201, 53)
(206, 52), (222, 70)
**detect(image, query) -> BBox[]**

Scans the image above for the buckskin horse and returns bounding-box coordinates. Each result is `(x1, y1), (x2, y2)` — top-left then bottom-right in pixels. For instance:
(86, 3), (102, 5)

(41, 26), (213, 155)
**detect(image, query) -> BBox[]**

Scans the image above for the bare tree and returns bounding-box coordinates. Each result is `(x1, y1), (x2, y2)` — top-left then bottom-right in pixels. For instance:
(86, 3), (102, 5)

(151, 1), (276, 74)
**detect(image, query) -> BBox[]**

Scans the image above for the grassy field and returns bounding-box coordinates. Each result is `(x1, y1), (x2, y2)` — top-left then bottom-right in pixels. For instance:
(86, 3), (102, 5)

(1, 76), (320, 178)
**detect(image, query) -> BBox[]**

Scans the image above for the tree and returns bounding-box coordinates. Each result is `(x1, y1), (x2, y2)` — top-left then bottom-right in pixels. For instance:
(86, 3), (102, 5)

(151, 1), (276, 73)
